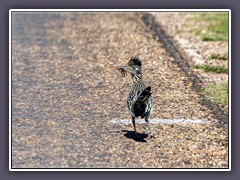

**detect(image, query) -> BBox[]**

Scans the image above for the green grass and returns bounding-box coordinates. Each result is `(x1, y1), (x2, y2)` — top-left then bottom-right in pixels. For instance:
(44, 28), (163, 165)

(208, 53), (228, 60)
(194, 64), (228, 74)
(202, 83), (228, 105)
(188, 12), (229, 41)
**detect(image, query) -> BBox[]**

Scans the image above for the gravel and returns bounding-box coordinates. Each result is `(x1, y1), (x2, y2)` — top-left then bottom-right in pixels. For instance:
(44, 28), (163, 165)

(11, 12), (228, 169)
(151, 12), (228, 85)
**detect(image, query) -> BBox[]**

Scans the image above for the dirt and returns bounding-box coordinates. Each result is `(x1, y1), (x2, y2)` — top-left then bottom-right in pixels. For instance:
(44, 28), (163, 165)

(151, 12), (228, 85)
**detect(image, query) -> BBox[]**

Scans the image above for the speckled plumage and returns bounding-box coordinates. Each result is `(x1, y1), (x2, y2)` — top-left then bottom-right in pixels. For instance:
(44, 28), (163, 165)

(117, 56), (153, 136)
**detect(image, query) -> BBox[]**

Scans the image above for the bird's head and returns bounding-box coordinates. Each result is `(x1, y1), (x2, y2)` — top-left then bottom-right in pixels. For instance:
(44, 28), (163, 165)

(127, 56), (142, 76)
(115, 56), (142, 78)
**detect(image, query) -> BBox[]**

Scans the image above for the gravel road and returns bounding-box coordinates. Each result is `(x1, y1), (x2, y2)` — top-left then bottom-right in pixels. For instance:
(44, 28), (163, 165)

(11, 12), (228, 169)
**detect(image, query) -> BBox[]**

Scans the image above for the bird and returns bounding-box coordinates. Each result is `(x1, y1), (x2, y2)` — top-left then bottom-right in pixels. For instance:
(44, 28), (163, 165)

(116, 56), (153, 137)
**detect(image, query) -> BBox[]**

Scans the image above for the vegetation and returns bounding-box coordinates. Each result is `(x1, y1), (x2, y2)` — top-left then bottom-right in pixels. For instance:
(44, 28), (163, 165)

(202, 83), (228, 105)
(188, 12), (228, 41)
(194, 64), (228, 74)
(208, 53), (228, 60)
(185, 12), (229, 106)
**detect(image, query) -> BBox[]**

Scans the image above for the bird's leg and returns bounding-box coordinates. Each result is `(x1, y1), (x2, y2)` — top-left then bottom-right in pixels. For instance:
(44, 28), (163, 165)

(132, 115), (136, 132)
(131, 115), (137, 135)
(145, 115), (154, 138)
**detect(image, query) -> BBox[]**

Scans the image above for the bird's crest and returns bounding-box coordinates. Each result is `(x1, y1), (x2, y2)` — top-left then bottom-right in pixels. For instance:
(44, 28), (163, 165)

(128, 56), (142, 67)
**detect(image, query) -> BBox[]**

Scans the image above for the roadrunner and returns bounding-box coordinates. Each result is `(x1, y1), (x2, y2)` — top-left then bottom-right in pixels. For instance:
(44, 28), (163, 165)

(117, 56), (153, 137)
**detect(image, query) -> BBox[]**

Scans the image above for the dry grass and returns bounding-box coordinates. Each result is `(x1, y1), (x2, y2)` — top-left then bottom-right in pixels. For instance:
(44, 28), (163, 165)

(202, 83), (228, 105)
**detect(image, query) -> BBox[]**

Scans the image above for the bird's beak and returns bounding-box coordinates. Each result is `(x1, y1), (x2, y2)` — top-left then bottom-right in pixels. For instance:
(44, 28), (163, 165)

(115, 66), (128, 77)
(116, 65), (128, 70)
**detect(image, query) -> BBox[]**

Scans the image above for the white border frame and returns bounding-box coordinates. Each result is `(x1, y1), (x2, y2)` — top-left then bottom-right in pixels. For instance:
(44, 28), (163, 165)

(9, 9), (231, 171)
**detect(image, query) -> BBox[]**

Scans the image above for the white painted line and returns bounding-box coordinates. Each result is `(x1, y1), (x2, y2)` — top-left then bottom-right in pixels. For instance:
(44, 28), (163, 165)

(110, 119), (211, 124)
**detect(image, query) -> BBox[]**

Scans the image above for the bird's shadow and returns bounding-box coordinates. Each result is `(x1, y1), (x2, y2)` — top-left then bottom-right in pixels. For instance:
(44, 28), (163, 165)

(122, 130), (148, 142)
